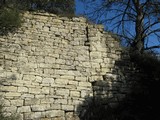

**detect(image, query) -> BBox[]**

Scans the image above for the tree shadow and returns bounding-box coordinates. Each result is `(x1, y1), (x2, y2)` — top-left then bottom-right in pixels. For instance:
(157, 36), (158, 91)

(76, 50), (160, 120)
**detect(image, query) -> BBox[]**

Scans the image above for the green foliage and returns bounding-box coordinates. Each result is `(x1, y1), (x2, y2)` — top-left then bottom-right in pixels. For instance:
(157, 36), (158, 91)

(9, 0), (75, 14)
(77, 97), (116, 120)
(0, 0), (75, 34)
(78, 80), (160, 120)
(130, 51), (160, 80)
(0, 7), (22, 35)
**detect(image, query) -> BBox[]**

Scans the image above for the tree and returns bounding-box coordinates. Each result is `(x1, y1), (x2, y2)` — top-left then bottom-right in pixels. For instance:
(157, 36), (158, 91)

(80, 0), (160, 54)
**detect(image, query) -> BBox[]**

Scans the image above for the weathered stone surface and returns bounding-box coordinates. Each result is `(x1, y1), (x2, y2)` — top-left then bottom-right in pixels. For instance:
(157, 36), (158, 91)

(31, 104), (50, 112)
(0, 12), (124, 120)
(45, 110), (64, 117)
(10, 100), (23, 106)
(17, 106), (31, 113)
(18, 87), (28, 93)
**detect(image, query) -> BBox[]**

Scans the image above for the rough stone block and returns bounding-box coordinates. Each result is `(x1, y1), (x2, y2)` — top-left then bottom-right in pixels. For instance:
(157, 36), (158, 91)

(55, 79), (68, 85)
(17, 106), (31, 113)
(79, 82), (91, 87)
(42, 87), (50, 94)
(31, 104), (50, 112)
(45, 110), (64, 117)
(62, 105), (74, 111)
(56, 89), (69, 96)
(18, 87), (28, 93)
(10, 100), (23, 106)
(70, 91), (80, 97)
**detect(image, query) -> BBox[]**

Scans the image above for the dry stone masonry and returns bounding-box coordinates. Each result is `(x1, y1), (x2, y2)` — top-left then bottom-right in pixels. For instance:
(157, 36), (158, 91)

(0, 12), (123, 120)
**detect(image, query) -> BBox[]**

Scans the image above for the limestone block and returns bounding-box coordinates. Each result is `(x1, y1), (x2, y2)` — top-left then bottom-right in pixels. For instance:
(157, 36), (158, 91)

(50, 27), (58, 32)
(68, 81), (78, 86)
(60, 75), (75, 80)
(54, 99), (67, 104)
(77, 86), (91, 91)
(52, 117), (65, 120)
(4, 106), (17, 113)
(50, 104), (61, 110)
(62, 105), (74, 111)
(90, 76), (103, 81)
(55, 70), (69, 75)
(55, 59), (66, 64)
(45, 57), (55, 64)
(44, 68), (54, 75)
(5, 54), (17, 61)
(17, 106), (31, 113)
(10, 100), (23, 106)
(36, 56), (45, 63)
(5, 92), (21, 97)
(18, 56), (28, 63)
(75, 77), (87, 82)
(21, 94), (34, 99)
(91, 62), (100, 69)
(70, 91), (80, 97)
(55, 79), (68, 85)
(43, 26), (50, 31)
(27, 62), (38, 68)
(42, 78), (54, 84)
(31, 104), (50, 112)
(81, 90), (90, 98)
(35, 95), (45, 99)
(39, 63), (53, 68)
(18, 86), (28, 93)
(3, 99), (11, 106)
(42, 87), (50, 94)
(90, 52), (102, 58)
(81, 62), (91, 68)
(31, 112), (43, 119)
(45, 110), (64, 118)
(29, 88), (41, 94)
(52, 19), (63, 23)
(56, 89), (69, 96)
(0, 86), (17, 92)
(25, 99), (40, 106)
(67, 70), (82, 77)
(23, 74), (35, 81)
(66, 112), (80, 120)
(79, 82), (91, 87)
(91, 59), (103, 63)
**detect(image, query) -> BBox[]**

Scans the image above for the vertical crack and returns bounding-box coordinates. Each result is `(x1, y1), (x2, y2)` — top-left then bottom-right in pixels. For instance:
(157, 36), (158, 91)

(84, 25), (90, 48)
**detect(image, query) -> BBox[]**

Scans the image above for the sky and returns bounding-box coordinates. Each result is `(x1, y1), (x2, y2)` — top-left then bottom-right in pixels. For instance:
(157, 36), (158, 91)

(75, 0), (85, 15)
(75, 0), (160, 53)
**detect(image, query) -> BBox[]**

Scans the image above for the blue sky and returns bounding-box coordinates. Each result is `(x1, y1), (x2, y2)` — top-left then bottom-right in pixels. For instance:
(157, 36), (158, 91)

(75, 0), (85, 15)
(75, 0), (160, 53)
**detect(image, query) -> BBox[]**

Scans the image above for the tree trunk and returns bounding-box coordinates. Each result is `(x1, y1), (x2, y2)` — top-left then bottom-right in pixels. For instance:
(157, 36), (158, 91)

(131, 0), (145, 54)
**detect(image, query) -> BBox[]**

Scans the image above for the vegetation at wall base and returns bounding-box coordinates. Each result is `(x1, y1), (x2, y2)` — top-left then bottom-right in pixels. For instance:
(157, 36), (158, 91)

(130, 50), (160, 80)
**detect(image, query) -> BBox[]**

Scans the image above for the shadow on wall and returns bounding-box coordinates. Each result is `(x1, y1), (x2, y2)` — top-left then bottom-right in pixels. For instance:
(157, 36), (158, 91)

(76, 50), (160, 120)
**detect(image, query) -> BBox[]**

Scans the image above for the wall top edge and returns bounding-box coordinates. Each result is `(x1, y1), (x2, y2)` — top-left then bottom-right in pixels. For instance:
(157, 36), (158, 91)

(22, 11), (105, 29)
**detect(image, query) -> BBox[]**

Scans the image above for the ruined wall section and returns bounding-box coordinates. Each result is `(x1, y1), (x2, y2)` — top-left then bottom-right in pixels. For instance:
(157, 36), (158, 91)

(0, 12), (122, 120)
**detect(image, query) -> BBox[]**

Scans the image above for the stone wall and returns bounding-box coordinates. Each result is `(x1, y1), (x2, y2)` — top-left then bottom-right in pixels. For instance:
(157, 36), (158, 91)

(0, 12), (123, 120)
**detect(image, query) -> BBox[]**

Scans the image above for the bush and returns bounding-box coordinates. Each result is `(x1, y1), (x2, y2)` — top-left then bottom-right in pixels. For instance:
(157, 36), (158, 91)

(0, 7), (22, 35)
(130, 51), (160, 80)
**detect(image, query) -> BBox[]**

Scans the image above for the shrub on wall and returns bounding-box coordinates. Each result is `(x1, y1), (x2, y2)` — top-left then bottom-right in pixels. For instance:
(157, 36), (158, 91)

(0, 7), (22, 35)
